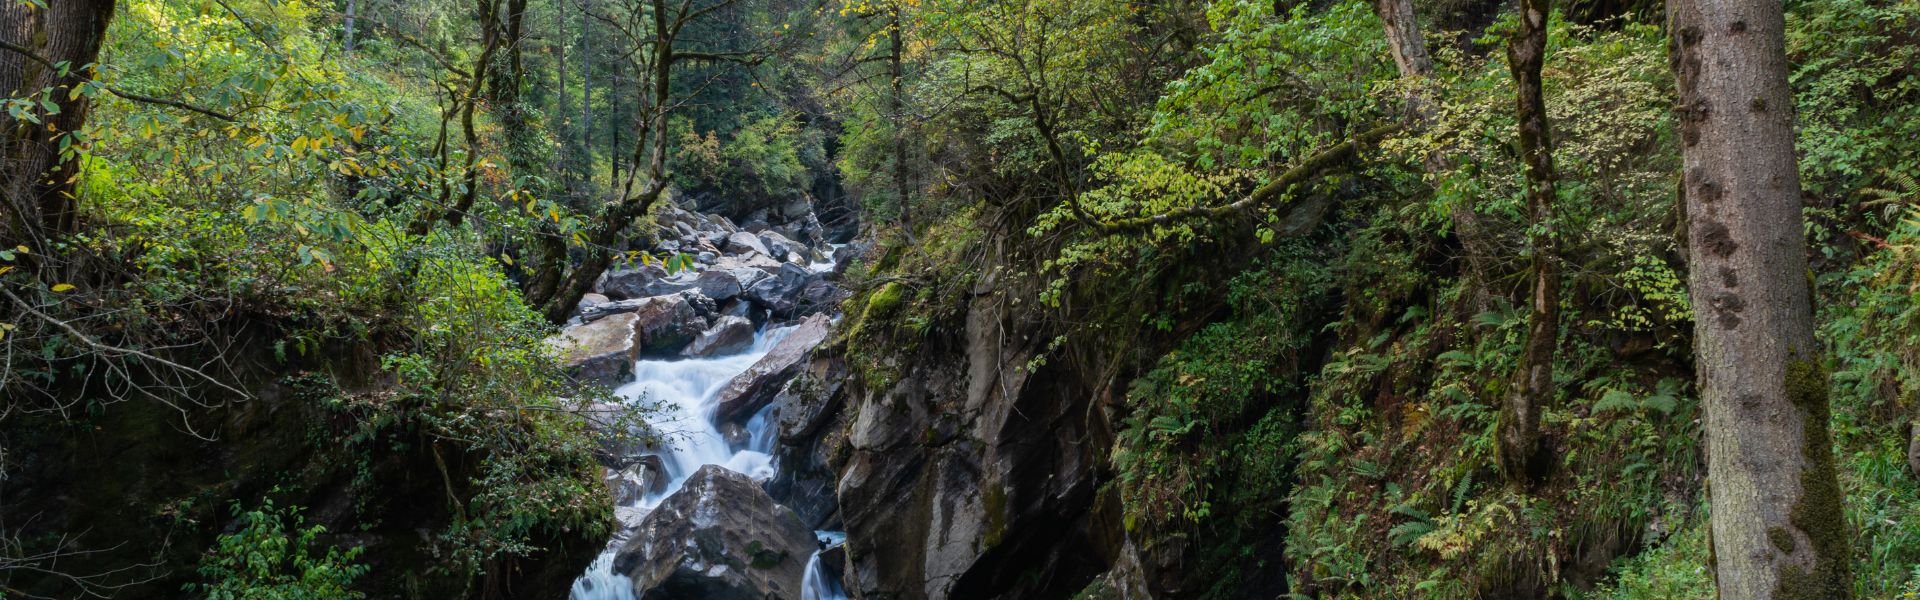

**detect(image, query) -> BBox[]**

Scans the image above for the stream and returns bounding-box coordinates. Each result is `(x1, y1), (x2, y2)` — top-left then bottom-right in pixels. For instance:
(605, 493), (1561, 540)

(569, 269), (849, 600)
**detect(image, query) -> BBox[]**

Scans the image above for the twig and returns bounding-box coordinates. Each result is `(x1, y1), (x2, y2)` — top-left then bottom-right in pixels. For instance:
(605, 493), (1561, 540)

(2, 288), (251, 400)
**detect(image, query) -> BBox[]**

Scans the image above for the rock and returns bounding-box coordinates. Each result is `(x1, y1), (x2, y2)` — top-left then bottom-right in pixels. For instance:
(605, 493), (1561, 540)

(608, 455), (669, 506)
(630, 294), (707, 356)
(694, 269), (749, 302)
(718, 421), (752, 449)
(707, 214), (738, 233)
(712, 314), (832, 424)
(697, 251), (719, 264)
(598, 264), (671, 300)
(792, 280), (851, 318)
(579, 293), (612, 311)
(679, 289), (719, 318)
(743, 219), (772, 234)
(614, 466), (816, 600)
(714, 253), (786, 276)
(759, 231), (802, 260)
(743, 264), (819, 318)
(641, 273), (699, 297)
(726, 231), (770, 256)
(546, 313), (640, 386)
(767, 356), (849, 529)
(719, 300), (768, 327)
(684, 316), (756, 358)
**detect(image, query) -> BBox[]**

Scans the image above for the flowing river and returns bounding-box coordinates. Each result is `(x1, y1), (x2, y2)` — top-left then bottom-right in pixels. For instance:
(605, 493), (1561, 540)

(569, 301), (848, 599)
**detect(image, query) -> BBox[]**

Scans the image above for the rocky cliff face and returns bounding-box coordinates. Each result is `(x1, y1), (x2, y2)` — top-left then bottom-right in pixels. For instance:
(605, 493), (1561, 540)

(823, 258), (1126, 600)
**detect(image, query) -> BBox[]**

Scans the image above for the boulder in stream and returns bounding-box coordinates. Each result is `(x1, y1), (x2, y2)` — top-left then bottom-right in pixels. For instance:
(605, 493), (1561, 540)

(614, 465), (817, 600)
(684, 315), (756, 358)
(547, 312), (641, 386)
(712, 314), (832, 424)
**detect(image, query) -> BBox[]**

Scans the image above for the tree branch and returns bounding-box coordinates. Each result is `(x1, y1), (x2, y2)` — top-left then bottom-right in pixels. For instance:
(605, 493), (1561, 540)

(1091, 123), (1399, 234)
(0, 39), (237, 122)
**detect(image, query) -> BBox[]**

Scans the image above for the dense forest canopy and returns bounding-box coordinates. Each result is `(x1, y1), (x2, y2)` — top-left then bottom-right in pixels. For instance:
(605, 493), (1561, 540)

(1, 0), (1919, 598)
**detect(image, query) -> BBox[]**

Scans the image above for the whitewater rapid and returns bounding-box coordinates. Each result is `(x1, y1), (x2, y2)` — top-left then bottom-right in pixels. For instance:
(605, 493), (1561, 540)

(568, 321), (847, 600)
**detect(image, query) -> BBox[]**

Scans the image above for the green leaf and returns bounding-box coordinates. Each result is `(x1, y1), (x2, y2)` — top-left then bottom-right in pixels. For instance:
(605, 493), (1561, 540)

(1593, 389), (1638, 414)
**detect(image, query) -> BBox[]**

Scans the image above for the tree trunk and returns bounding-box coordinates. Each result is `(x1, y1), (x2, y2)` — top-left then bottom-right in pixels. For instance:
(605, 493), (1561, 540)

(1498, 0), (1559, 484)
(344, 0), (358, 52)
(888, 4), (910, 233)
(0, 0), (115, 256)
(1668, 1), (1852, 597)
(1370, 0), (1496, 311)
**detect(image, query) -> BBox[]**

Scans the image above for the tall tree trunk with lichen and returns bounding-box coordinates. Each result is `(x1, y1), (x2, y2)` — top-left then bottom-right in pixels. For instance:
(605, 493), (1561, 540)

(1370, 0), (1497, 312)
(0, 0), (114, 258)
(1668, 1), (1852, 597)
(1497, 0), (1559, 484)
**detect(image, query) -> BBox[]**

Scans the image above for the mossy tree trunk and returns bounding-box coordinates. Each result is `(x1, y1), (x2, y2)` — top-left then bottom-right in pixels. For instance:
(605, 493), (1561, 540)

(1667, 1), (1852, 597)
(1498, 0), (1559, 485)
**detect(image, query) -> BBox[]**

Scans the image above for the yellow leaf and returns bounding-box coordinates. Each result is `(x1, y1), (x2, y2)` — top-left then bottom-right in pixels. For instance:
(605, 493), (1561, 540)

(14, 245), (27, 253)
(51, 283), (75, 292)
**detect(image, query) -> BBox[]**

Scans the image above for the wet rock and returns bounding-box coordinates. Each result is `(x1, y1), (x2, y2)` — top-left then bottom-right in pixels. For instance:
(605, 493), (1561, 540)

(598, 264), (671, 300)
(726, 232), (770, 256)
(767, 356), (849, 529)
(743, 264), (818, 318)
(546, 312), (640, 386)
(628, 294), (706, 356)
(684, 316), (756, 358)
(718, 421), (753, 449)
(615, 465), (816, 600)
(608, 455), (669, 506)
(712, 314), (832, 424)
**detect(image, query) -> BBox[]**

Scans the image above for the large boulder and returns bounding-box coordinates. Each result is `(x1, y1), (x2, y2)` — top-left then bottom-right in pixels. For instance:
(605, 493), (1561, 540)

(725, 231), (770, 256)
(547, 312), (640, 386)
(615, 465), (817, 600)
(743, 264), (819, 318)
(608, 455), (669, 506)
(683, 316), (757, 358)
(694, 268), (749, 302)
(712, 314), (832, 424)
(598, 264), (671, 300)
(767, 355), (850, 529)
(629, 294), (707, 356)
(759, 231), (803, 262)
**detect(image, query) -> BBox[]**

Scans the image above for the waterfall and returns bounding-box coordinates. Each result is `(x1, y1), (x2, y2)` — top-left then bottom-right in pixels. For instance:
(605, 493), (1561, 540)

(568, 324), (797, 600)
(802, 531), (849, 600)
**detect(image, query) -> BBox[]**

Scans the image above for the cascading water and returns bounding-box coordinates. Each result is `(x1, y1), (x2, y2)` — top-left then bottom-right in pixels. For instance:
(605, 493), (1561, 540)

(568, 325), (794, 600)
(801, 531), (850, 600)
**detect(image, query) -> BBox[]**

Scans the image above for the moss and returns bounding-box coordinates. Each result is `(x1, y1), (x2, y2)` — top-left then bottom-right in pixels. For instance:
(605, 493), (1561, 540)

(1776, 358), (1851, 600)
(981, 484), (1009, 550)
(745, 540), (788, 570)
(1768, 526), (1796, 554)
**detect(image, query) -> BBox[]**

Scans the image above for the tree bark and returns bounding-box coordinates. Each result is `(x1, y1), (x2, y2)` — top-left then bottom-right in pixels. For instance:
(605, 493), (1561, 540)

(1668, 1), (1852, 597)
(1370, 0), (1497, 310)
(1, 0), (115, 256)
(1498, 0), (1559, 485)
(887, 4), (911, 233)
